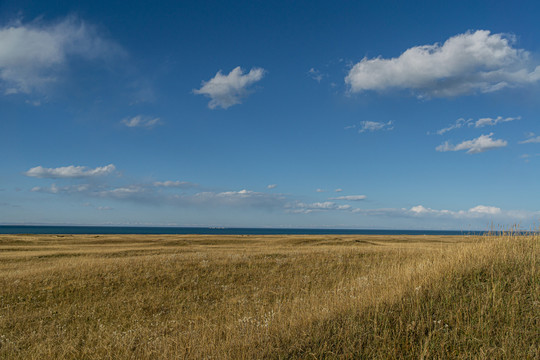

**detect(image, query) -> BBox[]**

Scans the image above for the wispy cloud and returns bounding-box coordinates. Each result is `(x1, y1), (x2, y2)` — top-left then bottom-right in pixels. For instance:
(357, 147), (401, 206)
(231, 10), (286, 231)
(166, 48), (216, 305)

(25, 164), (116, 179)
(121, 115), (161, 128)
(193, 66), (265, 109)
(286, 201), (351, 214)
(191, 189), (285, 208)
(153, 180), (194, 188)
(345, 30), (540, 97)
(474, 116), (520, 127)
(520, 153), (540, 163)
(354, 204), (508, 219)
(0, 16), (124, 95)
(267, 184), (277, 189)
(434, 116), (520, 135)
(434, 118), (472, 135)
(436, 133), (507, 154)
(30, 179), (286, 210)
(329, 195), (367, 201)
(153, 180), (197, 188)
(31, 183), (91, 194)
(358, 120), (393, 133)
(308, 68), (324, 82)
(519, 132), (540, 144)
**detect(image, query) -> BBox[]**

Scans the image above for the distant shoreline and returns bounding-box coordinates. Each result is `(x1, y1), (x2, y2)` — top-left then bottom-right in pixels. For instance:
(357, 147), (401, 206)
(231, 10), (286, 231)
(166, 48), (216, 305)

(0, 225), (490, 236)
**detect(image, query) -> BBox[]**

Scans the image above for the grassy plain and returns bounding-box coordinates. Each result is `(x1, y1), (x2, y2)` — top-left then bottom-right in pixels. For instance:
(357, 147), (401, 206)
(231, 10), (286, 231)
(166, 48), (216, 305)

(0, 232), (538, 359)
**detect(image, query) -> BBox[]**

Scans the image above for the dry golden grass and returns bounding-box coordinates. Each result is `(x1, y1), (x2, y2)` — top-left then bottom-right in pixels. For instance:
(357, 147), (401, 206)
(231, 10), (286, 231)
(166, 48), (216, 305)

(0, 232), (538, 359)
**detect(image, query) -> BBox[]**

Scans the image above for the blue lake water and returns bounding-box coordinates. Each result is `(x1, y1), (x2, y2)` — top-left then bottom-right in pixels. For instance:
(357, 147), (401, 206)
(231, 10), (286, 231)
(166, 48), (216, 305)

(0, 225), (486, 236)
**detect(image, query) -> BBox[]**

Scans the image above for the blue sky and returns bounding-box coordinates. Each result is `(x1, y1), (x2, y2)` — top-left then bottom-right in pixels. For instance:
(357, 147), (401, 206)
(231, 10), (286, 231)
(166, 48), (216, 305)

(1, 0), (540, 229)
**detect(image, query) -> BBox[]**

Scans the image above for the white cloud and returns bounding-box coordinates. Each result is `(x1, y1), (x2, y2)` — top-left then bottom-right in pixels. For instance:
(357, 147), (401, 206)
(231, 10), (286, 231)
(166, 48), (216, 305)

(335, 188), (343, 192)
(267, 184), (277, 189)
(409, 205), (434, 214)
(100, 186), (145, 198)
(519, 132), (540, 144)
(435, 118), (472, 135)
(287, 201), (351, 214)
(358, 120), (394, 133)
(468, 205), (501, 215)
(191, 189), (286, 209)
(31, 183), (90, 194)
(121, 115), (161, 128)
(26, 171), (285, 210)
(434, 116), (520, 135)
(0, 16), (123, 95)
(25, 164), (116, 179)
(193, 66), (265, 109)
(316, 188), (326, 193)
(354, 204), (506, 219)
(329, 195), (367, 201)
(436, 133), (507, 154)
(345, 30), (540, 97)
(153, 180), (196, 188)
(474, 116), (520, 127)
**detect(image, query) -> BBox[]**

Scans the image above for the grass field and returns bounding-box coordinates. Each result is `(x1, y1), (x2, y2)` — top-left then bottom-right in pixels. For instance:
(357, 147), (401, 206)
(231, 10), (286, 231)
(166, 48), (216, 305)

(0, 232), (538, 359)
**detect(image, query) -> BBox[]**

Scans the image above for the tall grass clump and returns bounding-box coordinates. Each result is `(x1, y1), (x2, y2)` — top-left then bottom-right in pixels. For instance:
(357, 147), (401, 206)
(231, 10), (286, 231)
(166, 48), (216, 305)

(0, 232), (537, 359)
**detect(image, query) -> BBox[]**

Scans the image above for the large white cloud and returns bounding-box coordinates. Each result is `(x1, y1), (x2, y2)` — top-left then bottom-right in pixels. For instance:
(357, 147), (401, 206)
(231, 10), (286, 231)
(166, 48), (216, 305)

(193, 66), (265, 109)
(436, 133), (507, 154)
(0, 16), (123, 95)
(345, 30), (540, 97)
(25, 164), (116, 179)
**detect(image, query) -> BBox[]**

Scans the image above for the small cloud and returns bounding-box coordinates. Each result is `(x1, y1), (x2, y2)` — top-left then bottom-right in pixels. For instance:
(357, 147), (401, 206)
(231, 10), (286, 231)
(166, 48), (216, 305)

(286, 201), (351, 214)
(409, 205), (435, 214)
(153, 180), (196, 188)
(474, 116), (520, 127)
(121, 115), (161, 128)
(308, 68), (324, 82)
(358, 120), (394, 133)
(25, 99), (42, 106)
(335, 188), (343, 192)
(316, 188), (326, 193)
(25, 164), (116, 178)
(329, 195), (366, 201)
(434, 118), (472, 135)
(520, 153), (540, 163)
(97, 206), (112, 211)
(193, 66), (265, 109)
(433, 116), (520, 135)
(345, 30), (540, 97)
(468, 205), (501, 215)
(267, 184), (277, 189)
(519, 132), (540, 144)
(192, 189), (285, 209)
(31, 183), (90, 194)
(353, 204), (538, 224)
(436, 133), (507, 154)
